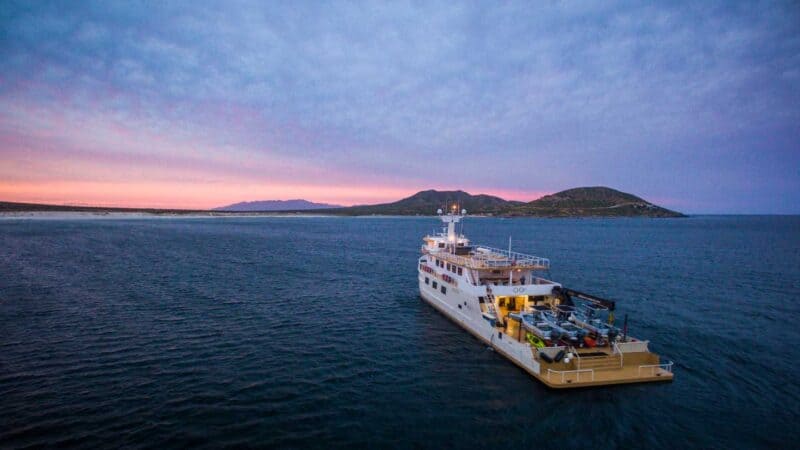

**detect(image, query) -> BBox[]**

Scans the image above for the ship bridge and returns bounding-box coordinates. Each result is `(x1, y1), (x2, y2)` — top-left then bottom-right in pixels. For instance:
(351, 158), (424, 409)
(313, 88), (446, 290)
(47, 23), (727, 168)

(421, 207), (550, 272)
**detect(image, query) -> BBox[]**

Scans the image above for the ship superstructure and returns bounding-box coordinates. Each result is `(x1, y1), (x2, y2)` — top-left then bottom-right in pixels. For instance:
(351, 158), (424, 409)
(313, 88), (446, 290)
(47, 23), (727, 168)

(418, 207), (673, 388)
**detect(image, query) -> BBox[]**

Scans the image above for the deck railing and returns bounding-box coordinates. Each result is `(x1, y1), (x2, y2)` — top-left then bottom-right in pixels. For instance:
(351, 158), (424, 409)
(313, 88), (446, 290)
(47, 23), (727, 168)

(547, 368), (595, 383)
(614, 340), (650, 353)
(612, 342), (624, 368)
(475, 246), (550, 269)
(637, 361), (673, 376)
(423, 245), (550, 270)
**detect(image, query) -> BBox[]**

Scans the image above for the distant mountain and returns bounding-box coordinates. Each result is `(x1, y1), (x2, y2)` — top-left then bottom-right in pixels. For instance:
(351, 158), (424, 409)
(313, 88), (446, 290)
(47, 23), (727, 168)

(214, 199), (342, 212)
(319, 187), (683, 217)
(323, 190), (523, 216)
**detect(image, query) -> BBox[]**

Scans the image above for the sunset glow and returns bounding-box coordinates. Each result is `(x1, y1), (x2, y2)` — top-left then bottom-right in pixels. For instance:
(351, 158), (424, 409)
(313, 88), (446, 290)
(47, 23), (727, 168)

(1, 2), (798, 213)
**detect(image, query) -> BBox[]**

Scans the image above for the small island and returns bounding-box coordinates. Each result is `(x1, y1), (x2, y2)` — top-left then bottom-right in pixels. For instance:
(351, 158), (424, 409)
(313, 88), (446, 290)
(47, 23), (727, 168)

(319, 186), (684, 217)
(0, 186), (684, 218)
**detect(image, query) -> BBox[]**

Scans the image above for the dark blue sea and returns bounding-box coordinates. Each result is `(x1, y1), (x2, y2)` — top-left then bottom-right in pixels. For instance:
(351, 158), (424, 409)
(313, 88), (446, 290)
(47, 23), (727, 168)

(1, 215), (799, 449)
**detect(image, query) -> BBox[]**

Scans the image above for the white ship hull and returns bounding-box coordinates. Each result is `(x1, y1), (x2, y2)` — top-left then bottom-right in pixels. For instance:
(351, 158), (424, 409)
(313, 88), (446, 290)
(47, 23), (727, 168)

(418, 272), (542, 378)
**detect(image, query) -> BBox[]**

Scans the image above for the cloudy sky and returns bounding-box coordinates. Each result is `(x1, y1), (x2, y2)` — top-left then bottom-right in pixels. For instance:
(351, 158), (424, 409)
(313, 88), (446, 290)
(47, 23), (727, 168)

(1, 1), (798, 212)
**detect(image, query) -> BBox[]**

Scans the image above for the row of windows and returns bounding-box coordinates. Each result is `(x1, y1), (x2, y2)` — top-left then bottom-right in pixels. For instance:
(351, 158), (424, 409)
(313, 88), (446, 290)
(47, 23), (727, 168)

(433, 258), (464, 276)
(424, 277), (447, 295)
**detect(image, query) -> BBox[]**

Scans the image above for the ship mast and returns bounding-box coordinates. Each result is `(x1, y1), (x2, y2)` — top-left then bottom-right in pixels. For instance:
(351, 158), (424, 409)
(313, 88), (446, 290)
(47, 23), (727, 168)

(438, 204), (466, 251)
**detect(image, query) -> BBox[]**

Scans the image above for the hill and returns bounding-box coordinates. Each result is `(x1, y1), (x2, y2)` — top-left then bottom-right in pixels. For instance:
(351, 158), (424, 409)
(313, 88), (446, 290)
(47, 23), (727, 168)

(215, 199), (341, 212)
(317, 187), (683, 217)
(321, 190), (523, 215)
(509, 186), (684, 217)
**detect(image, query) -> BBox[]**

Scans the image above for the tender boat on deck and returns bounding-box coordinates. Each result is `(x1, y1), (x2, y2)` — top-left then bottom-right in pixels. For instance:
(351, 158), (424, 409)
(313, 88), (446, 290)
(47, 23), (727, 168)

(571, 304), (618, 339)
(512, 311), (555, 341)
(542, 310), (587, 345)
(417, 207), (674, 388)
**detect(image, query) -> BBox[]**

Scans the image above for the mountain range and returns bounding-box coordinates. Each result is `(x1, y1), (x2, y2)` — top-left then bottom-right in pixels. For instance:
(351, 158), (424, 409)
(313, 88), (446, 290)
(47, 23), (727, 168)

(0, 186), (684, 217)
(301, 186), (684, 217)
(214, 199), (341, 212)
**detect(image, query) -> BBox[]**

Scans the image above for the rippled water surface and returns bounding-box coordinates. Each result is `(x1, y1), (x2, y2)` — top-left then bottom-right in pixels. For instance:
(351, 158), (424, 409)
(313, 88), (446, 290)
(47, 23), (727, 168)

(1, 216), (799, 448)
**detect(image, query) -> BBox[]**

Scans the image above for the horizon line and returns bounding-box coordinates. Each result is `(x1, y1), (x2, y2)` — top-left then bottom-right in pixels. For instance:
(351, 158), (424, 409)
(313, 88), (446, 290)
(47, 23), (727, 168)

(1, 198), (798, 216)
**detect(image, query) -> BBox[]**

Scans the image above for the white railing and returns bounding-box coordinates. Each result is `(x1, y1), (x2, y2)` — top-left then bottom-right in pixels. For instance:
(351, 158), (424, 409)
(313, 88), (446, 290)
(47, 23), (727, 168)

(547, 368), (595, 383)
(482, 287), (498, 318)
(424, 245), (550, 270)
(475, 246), (550, 269)
(637, 361), (674, 376)
(612, 342), (624, 367)
(614, 340), (650, 353)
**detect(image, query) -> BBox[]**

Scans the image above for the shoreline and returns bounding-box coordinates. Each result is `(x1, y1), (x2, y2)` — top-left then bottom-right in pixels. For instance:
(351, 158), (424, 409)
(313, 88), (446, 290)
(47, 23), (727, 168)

(0, 211), (699, 220)
(0, 211), (340, 219)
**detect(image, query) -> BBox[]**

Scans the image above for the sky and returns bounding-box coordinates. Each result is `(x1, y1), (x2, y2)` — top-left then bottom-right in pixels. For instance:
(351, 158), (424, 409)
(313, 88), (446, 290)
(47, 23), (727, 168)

(1, 1), (798, 213)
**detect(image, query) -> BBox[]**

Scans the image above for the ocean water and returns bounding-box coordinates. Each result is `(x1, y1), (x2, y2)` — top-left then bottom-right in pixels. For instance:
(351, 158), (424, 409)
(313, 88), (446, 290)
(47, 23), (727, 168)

(1, 215), (798, 449)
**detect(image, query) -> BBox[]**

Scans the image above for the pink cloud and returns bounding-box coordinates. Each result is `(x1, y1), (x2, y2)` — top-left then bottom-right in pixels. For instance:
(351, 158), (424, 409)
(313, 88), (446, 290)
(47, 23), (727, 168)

(0, 83), (553, 209)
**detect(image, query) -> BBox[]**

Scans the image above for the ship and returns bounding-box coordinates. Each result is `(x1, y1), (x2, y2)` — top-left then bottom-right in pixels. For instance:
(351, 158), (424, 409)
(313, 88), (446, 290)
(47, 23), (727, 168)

(418, 207), (674, 388)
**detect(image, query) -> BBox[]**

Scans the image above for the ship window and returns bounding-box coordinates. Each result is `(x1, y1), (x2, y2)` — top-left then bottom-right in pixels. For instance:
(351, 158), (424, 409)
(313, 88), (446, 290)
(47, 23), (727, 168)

(438, 243), (445, 248)
(432, 281), (438, 288)
(441, 286), (447, 294)
(425, 277), (429, 284)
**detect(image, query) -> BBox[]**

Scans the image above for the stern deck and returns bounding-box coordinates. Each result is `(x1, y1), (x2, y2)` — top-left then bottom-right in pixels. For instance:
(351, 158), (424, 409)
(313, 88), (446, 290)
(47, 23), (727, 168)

(533, 347), (674, 388)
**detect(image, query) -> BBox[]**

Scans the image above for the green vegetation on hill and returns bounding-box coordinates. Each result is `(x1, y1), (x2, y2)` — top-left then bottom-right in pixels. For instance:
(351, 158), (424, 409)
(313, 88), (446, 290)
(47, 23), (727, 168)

(510, 186), (683, 217)
(324, 190), (523, 216)
(319, 187), (684, 217)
